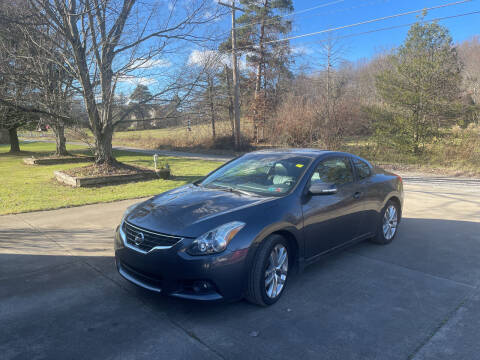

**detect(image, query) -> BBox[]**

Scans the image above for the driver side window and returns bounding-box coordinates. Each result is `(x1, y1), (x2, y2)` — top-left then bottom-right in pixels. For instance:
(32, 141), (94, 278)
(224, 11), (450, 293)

(311, 157), (354, 186)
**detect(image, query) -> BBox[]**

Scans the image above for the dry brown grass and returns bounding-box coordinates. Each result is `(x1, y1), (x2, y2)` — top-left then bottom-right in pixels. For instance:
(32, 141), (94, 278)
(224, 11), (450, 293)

(20, 119), (480, 177)
(111, 120), (256, 152)
(341, 124), (480, 177)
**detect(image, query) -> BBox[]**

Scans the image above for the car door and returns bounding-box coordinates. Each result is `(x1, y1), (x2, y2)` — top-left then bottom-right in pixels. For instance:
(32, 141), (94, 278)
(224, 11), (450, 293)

(302, 156), (364, 258)
(351, 157), (378, 236)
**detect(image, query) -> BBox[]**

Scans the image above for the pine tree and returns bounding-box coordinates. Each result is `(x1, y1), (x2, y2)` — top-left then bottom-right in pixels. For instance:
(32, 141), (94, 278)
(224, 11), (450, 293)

(129, 85), (153, 104)
(375, 20), (462, 153)
(129, 85), (153, 130)
(221, 0), (293, 142)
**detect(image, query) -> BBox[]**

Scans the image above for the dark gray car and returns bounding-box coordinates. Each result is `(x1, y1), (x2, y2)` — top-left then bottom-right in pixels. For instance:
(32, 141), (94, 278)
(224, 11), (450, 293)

(114, 149), (403, 306)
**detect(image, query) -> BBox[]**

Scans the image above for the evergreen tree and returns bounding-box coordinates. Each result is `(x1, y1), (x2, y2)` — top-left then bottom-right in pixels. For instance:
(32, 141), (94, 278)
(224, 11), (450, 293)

(375, 20), (462, 153)
(129, 85), (153, 103)
(221, 0), (293, 142)
(129, 85), (153, 129)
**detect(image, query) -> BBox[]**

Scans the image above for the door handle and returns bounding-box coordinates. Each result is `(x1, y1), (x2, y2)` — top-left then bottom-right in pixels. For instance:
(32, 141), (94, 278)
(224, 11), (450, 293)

(353, 191), (363, 199)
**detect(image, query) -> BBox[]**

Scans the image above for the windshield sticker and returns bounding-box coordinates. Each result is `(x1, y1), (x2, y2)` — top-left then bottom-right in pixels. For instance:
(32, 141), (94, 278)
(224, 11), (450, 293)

(268, 187), (283, 192)
(296, 164), (304, 168)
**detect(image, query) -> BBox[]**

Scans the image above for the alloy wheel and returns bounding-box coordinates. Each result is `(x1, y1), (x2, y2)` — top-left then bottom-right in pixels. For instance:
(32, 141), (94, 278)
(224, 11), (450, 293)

(383, 204), (398, 240)
(264, 244), (288, 299)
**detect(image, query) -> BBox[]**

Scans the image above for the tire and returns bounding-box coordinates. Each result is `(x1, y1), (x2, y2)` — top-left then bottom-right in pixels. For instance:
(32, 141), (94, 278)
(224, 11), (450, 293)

(245, 234), (290, 306)
(370, 200), (400, 245)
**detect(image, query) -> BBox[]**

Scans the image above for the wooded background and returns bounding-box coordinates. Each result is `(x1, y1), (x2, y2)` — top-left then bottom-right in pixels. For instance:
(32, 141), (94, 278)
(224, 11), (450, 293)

(1, 0), (479, 172)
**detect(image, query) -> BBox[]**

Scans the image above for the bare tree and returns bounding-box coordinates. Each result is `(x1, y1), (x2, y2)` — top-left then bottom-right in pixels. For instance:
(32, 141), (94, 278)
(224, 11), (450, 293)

(311, 37), (350, 148)
(0, 1), (38, 152)
(183, 50), (233, 141)
(23, 28), (77, 155)
(272, 38), (356, 149)
(26, 0), (218, 165)
(457, 36), (480, 124)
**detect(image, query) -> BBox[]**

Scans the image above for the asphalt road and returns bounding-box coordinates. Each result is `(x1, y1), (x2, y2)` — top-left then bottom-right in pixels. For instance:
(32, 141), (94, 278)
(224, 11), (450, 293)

(1, 178), (479, 360)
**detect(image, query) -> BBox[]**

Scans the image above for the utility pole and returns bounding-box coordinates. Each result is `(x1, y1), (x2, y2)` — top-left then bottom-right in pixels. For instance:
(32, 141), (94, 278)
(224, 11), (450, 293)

(218, 1), (243, 150)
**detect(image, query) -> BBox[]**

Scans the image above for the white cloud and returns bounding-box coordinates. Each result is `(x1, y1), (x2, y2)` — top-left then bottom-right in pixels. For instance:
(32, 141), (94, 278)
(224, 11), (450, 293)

(188, 49), (250, 71)
(188, 49), (227, 67)
(292, 45), (313, 56)
(131, 58), (172, 69)
(203, 10), (222, 22)
(118, 75), (157, 86)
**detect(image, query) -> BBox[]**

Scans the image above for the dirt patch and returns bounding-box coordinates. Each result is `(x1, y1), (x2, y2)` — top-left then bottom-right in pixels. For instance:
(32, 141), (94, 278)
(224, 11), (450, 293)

(55, 162), (167, 187)
(63, 163), (149, 177)
(23, 155), (94, 165)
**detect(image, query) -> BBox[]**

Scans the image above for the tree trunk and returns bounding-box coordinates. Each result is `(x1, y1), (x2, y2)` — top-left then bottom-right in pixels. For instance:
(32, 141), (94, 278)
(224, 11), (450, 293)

(8, 127), (20, 153)
(262, 63), (267, 141)
(230, 2), (241, 150)
(253, 1), (267, 143)
(208, 78), (216, 140)
(52, 123), (68, 156)
(253, 59), (262, 143)
(94, 128), (116, 165)
(224, 65), (235, 139)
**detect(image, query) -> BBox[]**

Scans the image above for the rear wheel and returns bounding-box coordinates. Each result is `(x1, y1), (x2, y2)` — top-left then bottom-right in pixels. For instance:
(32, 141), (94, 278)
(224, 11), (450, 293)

(371, 200), (399, 245)
(246, 234), (289, 306)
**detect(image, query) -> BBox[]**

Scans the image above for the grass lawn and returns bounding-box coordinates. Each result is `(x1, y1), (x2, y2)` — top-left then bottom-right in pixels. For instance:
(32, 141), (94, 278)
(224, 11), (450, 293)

(0, 141), (223, 215)
(19, 125), (480, 177)
(20, 119), (252, 151)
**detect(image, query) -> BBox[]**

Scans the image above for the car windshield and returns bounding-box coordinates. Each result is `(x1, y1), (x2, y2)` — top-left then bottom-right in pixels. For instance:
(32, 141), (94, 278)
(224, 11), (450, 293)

(200, 153), (312, 197)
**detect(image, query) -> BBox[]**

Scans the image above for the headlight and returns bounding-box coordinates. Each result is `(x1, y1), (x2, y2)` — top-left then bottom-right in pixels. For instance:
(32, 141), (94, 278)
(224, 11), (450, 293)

(187, 221), (245, 256)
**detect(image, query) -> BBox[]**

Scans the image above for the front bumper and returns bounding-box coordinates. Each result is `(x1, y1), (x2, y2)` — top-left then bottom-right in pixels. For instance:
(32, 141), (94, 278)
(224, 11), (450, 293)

(114, 226), (248, 302)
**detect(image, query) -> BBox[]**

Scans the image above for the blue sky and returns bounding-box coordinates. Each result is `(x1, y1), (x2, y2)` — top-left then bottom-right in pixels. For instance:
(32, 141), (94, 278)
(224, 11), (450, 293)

(283, 0), (480, 63)
(209, 0), (480, 66)
(117, 0), (480, 94)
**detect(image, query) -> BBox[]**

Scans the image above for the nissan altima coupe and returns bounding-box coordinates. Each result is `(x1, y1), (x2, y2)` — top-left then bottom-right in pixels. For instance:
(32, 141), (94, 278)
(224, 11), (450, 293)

(115, 149), (403, 306)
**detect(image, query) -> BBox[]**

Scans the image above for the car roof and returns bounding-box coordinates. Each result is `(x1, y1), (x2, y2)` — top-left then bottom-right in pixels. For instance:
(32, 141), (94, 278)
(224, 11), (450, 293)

(249, 148), (353, 159)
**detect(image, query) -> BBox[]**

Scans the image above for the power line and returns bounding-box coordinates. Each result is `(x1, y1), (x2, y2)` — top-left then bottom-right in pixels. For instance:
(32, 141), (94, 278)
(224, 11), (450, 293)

(301, 9), (480, 75)
(235, 0), (473, 51)
(234, 0), (345, 31)
(235, 0), (394, 33)
(288, 0), (393, 25)
(218, 0), (346, 37)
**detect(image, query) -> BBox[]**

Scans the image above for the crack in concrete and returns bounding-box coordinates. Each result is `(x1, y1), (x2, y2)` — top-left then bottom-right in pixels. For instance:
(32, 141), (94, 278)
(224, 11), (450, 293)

(83, 261), (226, 360)
(345, 248), (478, 360)
(13, 215), (225, 360)
(407, 286), (478, 360)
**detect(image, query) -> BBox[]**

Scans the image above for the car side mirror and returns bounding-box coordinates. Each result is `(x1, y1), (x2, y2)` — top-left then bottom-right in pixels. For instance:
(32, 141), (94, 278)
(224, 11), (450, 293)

(309, 181), (337, 195)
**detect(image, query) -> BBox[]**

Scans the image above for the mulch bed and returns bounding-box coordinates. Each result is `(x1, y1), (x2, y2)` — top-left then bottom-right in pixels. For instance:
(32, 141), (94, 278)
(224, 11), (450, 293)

(62, 162), (150, 177)
(55, 162), (165, 187)
(23, 154), (95, 165)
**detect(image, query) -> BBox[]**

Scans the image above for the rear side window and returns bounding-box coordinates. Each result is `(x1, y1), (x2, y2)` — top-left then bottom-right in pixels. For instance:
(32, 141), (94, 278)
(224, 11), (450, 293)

(353, 158), (371, 180)
(311, 157), (354, 186)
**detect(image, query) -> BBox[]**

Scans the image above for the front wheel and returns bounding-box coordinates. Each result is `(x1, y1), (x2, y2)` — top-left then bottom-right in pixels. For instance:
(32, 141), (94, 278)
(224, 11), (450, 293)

(370, 200), (400, 245)
(245, 234), (289, 306)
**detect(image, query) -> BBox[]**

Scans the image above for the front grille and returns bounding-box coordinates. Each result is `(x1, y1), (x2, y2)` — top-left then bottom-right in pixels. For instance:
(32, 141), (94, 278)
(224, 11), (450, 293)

(123, 221), (182, 253)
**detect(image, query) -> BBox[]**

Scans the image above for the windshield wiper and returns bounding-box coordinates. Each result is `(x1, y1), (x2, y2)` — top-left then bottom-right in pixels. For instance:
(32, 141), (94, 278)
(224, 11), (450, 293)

(205, 183), (254, 197)
(225, 187), (254, 196)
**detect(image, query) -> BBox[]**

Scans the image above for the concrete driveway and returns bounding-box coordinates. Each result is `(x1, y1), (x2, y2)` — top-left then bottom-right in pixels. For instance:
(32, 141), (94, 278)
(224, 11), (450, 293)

(1, 178), (479, 360)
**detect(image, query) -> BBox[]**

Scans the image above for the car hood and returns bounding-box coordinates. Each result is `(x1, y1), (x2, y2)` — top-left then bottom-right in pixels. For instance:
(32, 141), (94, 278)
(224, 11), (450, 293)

(125, 184), (273, 237)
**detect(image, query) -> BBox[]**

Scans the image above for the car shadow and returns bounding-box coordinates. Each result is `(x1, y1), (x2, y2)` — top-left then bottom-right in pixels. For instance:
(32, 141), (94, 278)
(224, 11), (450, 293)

(2, 217), (480, 359)
(121, 217), (480, 314)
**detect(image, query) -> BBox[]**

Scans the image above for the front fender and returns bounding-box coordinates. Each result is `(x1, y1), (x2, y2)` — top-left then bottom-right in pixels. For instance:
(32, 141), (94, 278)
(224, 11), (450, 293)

(241, 221), (304, 280)
(230, 195), (304, 295)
